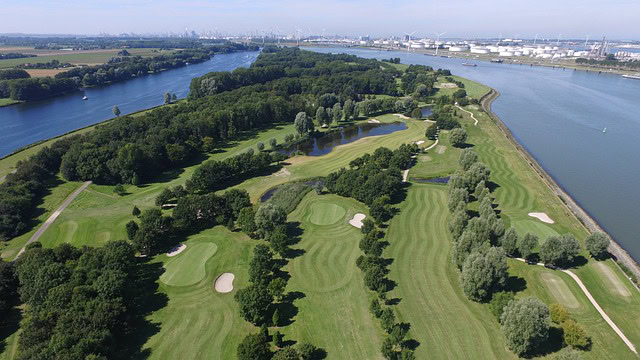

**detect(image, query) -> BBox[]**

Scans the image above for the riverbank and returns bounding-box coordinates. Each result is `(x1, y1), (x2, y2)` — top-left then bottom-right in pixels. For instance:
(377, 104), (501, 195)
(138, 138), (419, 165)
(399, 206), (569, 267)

(481, 88), (640, 283)
(0, 98), (21, 107)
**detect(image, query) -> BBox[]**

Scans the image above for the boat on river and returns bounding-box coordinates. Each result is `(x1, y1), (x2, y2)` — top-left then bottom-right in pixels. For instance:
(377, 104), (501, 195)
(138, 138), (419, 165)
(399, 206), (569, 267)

(622, 74), (640, 80)
(491, 59), (504, 63)
(82, 96), (88, 100)
(462, 63), (477, 67)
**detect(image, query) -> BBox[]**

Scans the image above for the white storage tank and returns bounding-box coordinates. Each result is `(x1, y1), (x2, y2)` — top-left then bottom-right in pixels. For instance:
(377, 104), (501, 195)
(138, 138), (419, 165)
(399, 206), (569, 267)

(499, 51), (514, 56)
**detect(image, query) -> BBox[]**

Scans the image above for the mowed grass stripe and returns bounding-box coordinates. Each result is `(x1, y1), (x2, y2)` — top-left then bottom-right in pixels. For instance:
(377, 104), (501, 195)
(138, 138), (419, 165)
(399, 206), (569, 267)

(160, 243), (218, 286)
(387, 185), (511, 359)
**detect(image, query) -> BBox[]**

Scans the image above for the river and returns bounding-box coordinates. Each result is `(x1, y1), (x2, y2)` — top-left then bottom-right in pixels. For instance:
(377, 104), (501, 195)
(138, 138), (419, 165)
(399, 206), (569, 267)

(307, 46), (640, 263)
(0, 50), (260, 157)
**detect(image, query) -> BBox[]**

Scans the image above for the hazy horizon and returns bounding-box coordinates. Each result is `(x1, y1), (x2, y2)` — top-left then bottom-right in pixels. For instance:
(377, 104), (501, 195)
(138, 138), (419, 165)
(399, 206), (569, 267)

(2, 0), (639, 41)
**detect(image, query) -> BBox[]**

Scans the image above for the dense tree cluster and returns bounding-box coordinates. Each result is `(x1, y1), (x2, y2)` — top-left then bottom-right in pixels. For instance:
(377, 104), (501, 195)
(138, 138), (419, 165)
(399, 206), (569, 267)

(0, 53), (37, 60)
(539, 235), (581, 267)
(13, 241), (141, 359)
(326, 145), (416, 206)
(400, 64), (436, 96)
(501, 297), (550, 356)
(0, 68), (31, 80)
(0, 260), (18, 314)
(429, 105), (461, 130)
(0, 76), (77, 101)
(584, 232), (609, 259)
(186, 151), (274, 193)
(17, 59), (72, 70)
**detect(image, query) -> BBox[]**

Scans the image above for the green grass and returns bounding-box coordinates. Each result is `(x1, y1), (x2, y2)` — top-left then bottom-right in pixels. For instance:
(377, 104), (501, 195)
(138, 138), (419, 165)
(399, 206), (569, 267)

(408, 131), (460, 179)
(0, 99), (21, 107)
(0, 48), (164, 69)
(307, 201), (346, 225)
(280, 192), (383, 358)
(160, 243), (219, 287)
(512, 219), (560, 241)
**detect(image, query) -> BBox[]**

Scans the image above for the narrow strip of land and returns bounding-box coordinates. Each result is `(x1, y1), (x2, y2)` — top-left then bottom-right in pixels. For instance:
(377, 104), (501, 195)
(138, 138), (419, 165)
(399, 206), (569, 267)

(16, 181), (91, 258)
(515, 258), (637, 354)
(456, 105), (478, 126)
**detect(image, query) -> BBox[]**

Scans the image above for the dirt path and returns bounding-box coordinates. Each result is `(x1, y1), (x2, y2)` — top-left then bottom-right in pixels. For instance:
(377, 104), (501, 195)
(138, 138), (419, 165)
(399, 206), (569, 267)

(456, 105), (478, 126)
(16, 181), (91, 258)
(515, 258), (637, 354)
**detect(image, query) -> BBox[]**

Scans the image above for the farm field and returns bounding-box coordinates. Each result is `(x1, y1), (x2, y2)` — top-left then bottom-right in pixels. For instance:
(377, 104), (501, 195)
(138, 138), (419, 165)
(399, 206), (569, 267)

(1, 59), (639, 360)
(0, 48), (165, 69)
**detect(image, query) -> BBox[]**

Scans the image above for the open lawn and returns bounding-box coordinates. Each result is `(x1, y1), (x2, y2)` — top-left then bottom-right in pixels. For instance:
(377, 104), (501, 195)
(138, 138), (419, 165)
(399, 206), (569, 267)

(408, 130), (461, 179)
(0, 48), (165, 69)
(0, 99), (21, 107)
(281, 193), (383, 359)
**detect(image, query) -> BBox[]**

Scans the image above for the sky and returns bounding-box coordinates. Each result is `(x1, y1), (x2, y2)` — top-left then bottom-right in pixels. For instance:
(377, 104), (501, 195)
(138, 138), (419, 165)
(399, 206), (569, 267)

(1, 0), (639, 40)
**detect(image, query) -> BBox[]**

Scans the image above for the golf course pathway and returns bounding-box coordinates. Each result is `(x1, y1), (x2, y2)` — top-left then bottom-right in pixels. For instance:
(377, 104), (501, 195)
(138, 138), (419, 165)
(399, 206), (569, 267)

(457, 105), (479, 126)
(16, 181), (92, 258)
(424, 138), (440, 151)
(515, 258), (637, 354)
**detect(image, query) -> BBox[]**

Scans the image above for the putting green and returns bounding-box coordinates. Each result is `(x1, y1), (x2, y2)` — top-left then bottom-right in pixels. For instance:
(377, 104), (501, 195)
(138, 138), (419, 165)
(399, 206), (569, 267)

(540, 272), (580, 309)
(308, 202), (346, 225)
(512, 219), (559, 243)
(160, 242), (218, 287)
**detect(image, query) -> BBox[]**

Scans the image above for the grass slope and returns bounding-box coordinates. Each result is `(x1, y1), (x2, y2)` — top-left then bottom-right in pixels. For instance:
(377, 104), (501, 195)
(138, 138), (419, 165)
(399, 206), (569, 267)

(0, 48), (163, 69)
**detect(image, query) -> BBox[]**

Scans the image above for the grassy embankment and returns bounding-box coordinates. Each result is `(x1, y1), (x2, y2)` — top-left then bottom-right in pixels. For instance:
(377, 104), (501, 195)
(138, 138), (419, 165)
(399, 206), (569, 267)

(0, 48), (164, 69)
(0, 99), (21, 107)
(2, 67), (639, 359)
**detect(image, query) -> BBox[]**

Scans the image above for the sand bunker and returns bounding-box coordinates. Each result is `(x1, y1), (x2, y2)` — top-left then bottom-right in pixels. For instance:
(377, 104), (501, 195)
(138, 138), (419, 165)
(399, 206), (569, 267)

(393, 113), (410, 119)
(167, 244), (186, 257)
(215, 273), (235, 293)
(438, 82), (458, 89)
(415, 140), (425, 145)
(349, 213), (366, 228)
(368, 119), (381, 123)
(528, 212), (555, 224)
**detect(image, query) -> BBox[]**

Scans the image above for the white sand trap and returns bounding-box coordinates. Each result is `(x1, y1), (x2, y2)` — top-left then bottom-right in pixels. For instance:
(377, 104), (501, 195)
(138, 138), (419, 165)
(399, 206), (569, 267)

(368, 119), (381, 123)
(393, 113), (410, 119)
(349, 213), (366, 228)
(595, 262), (631, 297)
(528, 212), (555, 224)
(415, 140), (425, 145)
(167, 244), (186, 257)
(215, 273), (235, 293)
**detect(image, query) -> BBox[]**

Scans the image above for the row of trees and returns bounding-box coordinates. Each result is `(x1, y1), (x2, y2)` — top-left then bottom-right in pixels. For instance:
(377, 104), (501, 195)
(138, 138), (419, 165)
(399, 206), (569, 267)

(0, 68), (30, 80)
(0, 53), (36, 60)
(0, 76), (78, 101)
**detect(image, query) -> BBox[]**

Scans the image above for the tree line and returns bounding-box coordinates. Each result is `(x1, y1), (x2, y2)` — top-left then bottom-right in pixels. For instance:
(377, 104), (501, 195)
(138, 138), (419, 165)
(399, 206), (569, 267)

(0, 53), (36, 60)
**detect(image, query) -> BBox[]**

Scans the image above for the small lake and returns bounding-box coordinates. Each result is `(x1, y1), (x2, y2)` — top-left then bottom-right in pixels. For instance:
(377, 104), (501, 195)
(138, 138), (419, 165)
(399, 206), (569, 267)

(282, 121), (407, 156)
(421, 107), (433, 117)
(412, 176), (450, 184)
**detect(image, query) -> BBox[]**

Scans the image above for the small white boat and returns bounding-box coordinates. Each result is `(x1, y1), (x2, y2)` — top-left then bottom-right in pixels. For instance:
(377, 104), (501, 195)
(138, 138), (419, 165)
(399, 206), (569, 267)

(82, 96), (88, 100)
(603, 127), (607, 133)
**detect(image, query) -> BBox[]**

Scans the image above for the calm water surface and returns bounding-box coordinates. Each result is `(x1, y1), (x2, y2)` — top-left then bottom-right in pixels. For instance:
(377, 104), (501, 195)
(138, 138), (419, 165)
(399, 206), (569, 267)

(0, 51), (259, 157)
(309, 47), (640, 262)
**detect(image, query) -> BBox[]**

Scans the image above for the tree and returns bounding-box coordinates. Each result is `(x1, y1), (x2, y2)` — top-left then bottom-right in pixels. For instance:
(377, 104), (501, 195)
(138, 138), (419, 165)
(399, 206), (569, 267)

(125, 220), (139, 240)
(489, 291), (514, 321)
(585, 232), (609, 259)
(552, 347), (583, 360)
(237, 207), (257, 235)
(255, 203), (287, 236)
(459, 149), (479, 171)
(268, 278), (287, 302)
(343, 99), (354, 121)
(257, 142), (265, 151)
(460, 247), (508, 302)
(370, 195), (392, 225)
(133, 208), (174, 255)
(448, 188), (469, 212)
(518, 233), (538, 260)
(380, 307), (396, 333)
(297, 343), (320, 360)
(273, 330), (283, 348)
(294, 112), (314, 136)
(562, 319), (589, 349)
(237, 333), (272, 360)
(0, 261), (18, 314)
(315, 107), (327, 126)
(112, 105), (121, 117)
(501, 228), (519, 257)
(234, 284), (273, 326)
(113, 183), (125, 196)
(164, 92), (171, 104)
(332, 102), (342, 124)
(501, 297), (550, 356)
(449, 128), (468, 148)
(171, 93), (177, 102)
(425, 124), (438, 140)
(272, 308), (281, 327)
(269, 138), (277, 149)
(411, 108), (422, 119)
(132, 205), (141, 217)
(370, 298), (383, 318)
(549, 303), (569, 324)
(540, 235), (580, 267)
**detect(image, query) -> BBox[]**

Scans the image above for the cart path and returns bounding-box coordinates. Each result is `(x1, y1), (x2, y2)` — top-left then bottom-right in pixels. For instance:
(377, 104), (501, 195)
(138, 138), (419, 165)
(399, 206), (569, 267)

(456, 105), (479, 126)
(515, 258), (637, 354)
(16, 181), (92, 258)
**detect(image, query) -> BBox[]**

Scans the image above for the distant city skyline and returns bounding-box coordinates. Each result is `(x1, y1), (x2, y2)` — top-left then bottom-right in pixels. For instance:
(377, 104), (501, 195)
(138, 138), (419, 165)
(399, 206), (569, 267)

(2, 0), (639, 41)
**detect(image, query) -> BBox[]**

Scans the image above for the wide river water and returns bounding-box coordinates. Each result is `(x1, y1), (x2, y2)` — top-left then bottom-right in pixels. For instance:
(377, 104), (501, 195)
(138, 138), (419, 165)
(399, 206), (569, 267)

(308, 47), (640, 262)
(1, 46), (640, 263)
(0, 50), (260, 157)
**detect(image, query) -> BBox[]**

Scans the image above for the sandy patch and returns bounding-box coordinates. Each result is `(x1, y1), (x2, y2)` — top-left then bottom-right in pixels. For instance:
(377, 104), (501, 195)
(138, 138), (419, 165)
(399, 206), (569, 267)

(272, 167), (291, 177)
(215, 273), (235, 293)
(436, 145), (446, 154)
(167, 244), (186, 257)
(595, 262), (631, 297)
(528, 212), (554, 224)
(541, 272), (580, 309)
(349, 213), (366, 228)
(368, 119), (381, 123)
(437, 82), (458, 89)
(420, 155), (433, 162)
(414, 140), (425, 145)
(25, 69), (70, 77)
(393, 113), (410, 119)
